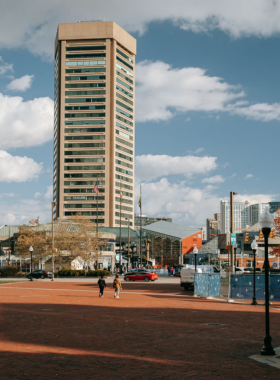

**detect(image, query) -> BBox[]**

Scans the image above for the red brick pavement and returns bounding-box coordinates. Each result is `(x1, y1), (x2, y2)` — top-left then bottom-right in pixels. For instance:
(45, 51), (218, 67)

(0, 281), (279, 380)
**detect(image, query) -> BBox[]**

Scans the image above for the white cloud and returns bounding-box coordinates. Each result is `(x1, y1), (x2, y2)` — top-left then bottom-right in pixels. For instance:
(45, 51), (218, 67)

(194, 148), (204, 154)
(0, 193), (15, 199)
(0, 150), (43, 182)
(201, 175), (225, 183)
(135, 154), (218, 182)
(0, 57), (13, 75)
(0, 1), (280, 59)
(245, 174), (254, 179)
(0, 186), (52, 225)
(234, 194), (276, 204)
(35, 185), (53, 202)
(228, 173), (236, 178)
(0, 93), (53, 149)
(136, 61), (244, 122)
(229, 102), (280, 122)
(135, 178), (222, 226)
(7, 74), (34, 92)
(135, 178), (277, 226)
(135, 61), (280, 123)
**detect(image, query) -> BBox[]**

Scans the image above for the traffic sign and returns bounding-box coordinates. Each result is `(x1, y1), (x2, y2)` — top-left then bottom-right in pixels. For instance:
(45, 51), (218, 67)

(231, 233), (236, 244)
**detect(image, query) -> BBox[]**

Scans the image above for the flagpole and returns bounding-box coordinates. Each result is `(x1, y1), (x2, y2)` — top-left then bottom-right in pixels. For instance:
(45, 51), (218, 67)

(140, 184), (142, 267)
(96, 189), (99, 236)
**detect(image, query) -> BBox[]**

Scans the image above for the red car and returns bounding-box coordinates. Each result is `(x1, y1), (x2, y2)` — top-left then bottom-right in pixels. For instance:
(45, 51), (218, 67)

(124, 270), (159, 282)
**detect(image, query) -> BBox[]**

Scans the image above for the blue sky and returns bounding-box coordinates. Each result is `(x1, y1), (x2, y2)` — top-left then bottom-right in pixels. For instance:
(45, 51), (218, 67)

(0, 0), (279, 227)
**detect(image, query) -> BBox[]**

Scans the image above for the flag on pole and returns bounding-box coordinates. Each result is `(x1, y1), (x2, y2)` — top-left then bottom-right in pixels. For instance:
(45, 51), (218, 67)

(94, 181), (99, 194)
(138, 197), (141, 208)
(120, 191), (123, 203)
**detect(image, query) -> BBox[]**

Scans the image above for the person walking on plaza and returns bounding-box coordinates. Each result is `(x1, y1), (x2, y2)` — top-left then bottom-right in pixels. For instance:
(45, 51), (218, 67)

(170, 266), (174, 275)
(98, 276), (106, 298)
(168, 265), (171, 276)
(113, 275), (122, 299)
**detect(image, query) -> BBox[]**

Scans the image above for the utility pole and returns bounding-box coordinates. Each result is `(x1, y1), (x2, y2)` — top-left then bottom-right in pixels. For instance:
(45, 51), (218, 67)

(230, 192), (237, 272)
(119, 184), (122, 266)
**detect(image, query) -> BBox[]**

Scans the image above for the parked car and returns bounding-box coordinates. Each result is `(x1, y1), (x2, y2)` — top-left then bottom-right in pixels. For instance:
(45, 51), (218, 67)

(26, 270), (52, 279)
(243, 267), (262, 273)
(124, 270), (159, 282)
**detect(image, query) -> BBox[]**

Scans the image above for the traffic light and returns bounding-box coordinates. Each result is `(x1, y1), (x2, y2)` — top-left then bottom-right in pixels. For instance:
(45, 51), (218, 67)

(244, 232), (249, 243)
(270, 230), (276, 239)
(259, 231), (264, 242)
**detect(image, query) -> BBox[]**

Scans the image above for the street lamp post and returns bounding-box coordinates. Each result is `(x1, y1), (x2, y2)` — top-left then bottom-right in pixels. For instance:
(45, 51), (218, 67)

(29, 246), (33, 282)
(251, 240), (258, 306)
(259, 210), (275, 356)
(233, 242), (237, 271)
(193, 246), (198, 273)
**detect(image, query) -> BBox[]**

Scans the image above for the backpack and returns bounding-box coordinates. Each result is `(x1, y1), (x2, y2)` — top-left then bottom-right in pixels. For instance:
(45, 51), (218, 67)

(113, 279), (117, 288)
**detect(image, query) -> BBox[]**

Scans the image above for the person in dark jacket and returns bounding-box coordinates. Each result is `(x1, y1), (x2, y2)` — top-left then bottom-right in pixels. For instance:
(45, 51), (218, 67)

(98, 276), (106, 298)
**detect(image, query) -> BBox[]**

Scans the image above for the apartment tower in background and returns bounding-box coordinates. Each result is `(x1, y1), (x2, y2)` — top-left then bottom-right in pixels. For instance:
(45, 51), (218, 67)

(53, 21), (136, 227)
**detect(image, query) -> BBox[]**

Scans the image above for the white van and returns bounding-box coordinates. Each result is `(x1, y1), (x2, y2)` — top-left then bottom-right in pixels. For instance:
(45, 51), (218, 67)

(180, 266), (203, 290)
(180, 265), (219, 290)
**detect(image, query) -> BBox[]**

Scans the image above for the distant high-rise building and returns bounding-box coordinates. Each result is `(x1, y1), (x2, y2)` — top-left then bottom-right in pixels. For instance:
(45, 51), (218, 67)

(206, 213), (220, 241)
(220, 201), (250, 234)
(53, 21), (136, 227)
(220, 201), (278, 233)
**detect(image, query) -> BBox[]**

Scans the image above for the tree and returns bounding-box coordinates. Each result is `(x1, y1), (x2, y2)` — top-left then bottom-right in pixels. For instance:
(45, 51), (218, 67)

(53, 213), (105, 270)
(16, 224), (49, 270)
(271, 209), (280, 257)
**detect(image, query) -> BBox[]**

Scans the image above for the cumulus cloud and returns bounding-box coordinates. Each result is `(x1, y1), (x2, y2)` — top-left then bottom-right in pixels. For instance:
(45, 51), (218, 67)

(7, 74), (34, 92)
(0, 1), (280, 59)
(135, 154), (218, 182)
(0, 93), (53, 149)
(135, 178), (277, 226)
(0, 57), (13, 75)
(0, 150), (43, 182)
(35, 185), (53, 202)
(201, 175), (225, 183)
(134, 178), (222, 226)
(245, 174), (254, 179)
(229, 102), (280, 122)
(135, 61), (280, 123)
(136, 61), (244, 122)
(0, 186), (52, 225)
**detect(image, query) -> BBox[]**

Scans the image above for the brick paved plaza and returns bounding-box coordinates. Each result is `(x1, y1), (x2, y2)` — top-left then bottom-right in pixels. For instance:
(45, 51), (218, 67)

(0, 279), (279, 380)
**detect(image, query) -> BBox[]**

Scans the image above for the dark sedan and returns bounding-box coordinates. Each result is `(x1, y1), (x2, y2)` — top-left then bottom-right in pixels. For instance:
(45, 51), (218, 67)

(27, 270), (52, 279)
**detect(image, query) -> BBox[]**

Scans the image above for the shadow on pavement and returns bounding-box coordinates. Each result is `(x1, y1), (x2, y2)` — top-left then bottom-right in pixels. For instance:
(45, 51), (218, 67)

(0, 295), (280, 380)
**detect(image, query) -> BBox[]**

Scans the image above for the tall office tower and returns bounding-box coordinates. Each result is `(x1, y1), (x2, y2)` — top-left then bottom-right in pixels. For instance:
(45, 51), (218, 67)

(53, 21), (136, 227)
(220, 201), (250, 233)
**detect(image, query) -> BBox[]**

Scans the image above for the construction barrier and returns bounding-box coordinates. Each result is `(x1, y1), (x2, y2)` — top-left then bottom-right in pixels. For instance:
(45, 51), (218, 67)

(230, 274), (280, 301)
(194, 273), (221, 298)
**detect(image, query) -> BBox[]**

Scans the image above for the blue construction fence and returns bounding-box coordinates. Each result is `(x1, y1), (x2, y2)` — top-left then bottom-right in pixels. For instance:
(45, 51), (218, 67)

(194, 273), (221, 297)
(230, 274), (280, 301)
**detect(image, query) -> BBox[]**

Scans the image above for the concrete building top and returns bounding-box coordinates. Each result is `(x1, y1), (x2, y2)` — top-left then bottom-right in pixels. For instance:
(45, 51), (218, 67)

(55, 21), (137, 55)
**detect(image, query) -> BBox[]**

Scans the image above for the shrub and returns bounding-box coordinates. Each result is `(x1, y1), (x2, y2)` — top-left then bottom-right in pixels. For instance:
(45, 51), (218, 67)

(57, 269), (110, 277)
(86, 270), (110, 277)
(0, 266), (20, 277)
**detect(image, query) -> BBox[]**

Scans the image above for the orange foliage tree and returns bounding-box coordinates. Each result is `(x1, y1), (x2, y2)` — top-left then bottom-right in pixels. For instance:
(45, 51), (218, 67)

(271, 209), (280, 257)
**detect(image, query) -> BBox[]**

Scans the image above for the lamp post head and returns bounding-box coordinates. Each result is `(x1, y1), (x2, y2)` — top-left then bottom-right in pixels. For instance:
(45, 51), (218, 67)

(193, 246), (198, 255)
(29, 246), (33, 252)
(259, 210), (274, 230)
(251, 240), (258, 251)
(233, 242), (238, 249)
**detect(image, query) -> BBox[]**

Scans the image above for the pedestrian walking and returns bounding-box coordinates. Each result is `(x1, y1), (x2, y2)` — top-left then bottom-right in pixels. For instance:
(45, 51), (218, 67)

(170, 266), (174, 275)
(98, 276), (106, 298)
(113, 275), (122, 299)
